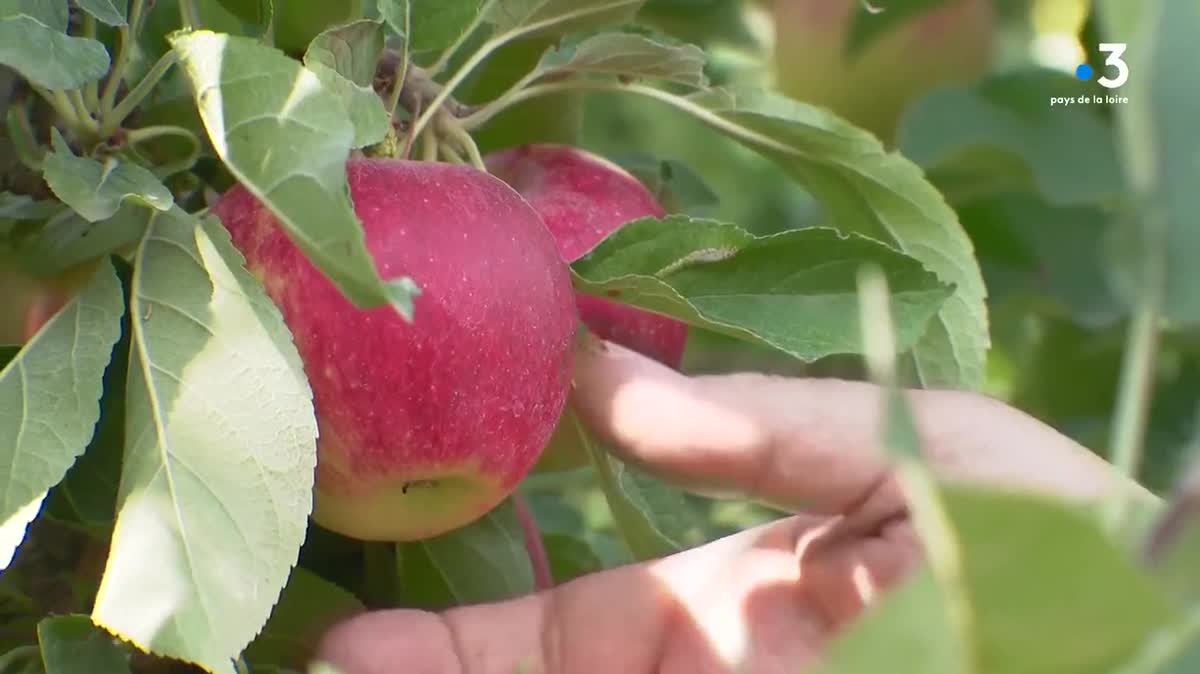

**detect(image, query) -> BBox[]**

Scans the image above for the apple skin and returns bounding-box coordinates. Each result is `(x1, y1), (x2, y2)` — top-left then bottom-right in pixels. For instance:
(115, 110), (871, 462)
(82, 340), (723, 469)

(211, 158), (578, 541)
(771, 0), (994, 144)
(486, 144), (689, 471)
(485, 144), (689, 367)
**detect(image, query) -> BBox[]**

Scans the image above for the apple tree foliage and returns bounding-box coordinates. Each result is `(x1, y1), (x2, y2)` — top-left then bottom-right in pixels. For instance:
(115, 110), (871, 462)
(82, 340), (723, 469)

(0, 0), (1197, 673)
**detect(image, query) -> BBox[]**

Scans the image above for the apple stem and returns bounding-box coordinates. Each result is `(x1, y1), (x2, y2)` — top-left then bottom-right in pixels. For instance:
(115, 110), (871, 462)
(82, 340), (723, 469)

(512, 492), (554, 591)
(437, 114), (488, 172)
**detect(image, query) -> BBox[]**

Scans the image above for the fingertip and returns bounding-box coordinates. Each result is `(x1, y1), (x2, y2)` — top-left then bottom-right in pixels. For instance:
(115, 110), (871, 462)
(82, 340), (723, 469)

(313, 609), (460, 674)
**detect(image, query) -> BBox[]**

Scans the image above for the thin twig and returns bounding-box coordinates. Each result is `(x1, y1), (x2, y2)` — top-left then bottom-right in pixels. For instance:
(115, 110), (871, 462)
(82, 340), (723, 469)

(512, 492), (553, 591)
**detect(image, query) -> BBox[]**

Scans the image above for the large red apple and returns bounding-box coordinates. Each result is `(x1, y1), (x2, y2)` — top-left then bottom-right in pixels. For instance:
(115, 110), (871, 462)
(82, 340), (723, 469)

(212, 158), (578, 541)
(486, 144), (689, 471)
(485, 144), (689, 367)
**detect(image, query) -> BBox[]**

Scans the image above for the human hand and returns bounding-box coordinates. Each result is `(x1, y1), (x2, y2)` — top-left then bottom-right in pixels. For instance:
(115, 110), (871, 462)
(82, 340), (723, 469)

(313, 337), (1154, 674)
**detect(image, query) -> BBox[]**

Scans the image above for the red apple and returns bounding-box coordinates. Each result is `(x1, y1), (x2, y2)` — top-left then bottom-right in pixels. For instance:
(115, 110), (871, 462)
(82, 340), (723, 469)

(12, 260), (104, 343)
(485, 144), (689, 367)
(486, 144), (689, 471)
(211, 158), (578, 541)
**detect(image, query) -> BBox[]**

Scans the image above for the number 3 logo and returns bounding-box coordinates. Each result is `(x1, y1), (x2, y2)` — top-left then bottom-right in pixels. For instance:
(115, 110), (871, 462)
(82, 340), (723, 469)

(1098, 43), (1129, 88)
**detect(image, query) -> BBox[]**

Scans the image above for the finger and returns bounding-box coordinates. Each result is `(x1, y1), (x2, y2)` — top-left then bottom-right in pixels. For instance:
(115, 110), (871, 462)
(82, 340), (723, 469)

(570, 337), (1154, 517)
(313, 518), (819, 674)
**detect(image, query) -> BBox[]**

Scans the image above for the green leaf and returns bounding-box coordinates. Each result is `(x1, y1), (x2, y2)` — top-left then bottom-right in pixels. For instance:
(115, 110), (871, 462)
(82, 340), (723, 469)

(90, 209), (318, 674)
(304, 19), (385, 87)
(245, 569), (363, 670)
(0, 346), (17, 369)
(0, 194), (63, 221)
(1111, 0), (1200, 324)
(170, 30), (419, 318)
(406, 0), (483, 53)
(0, 0), (68, 31)
(685, 86), (990, 388)
(570, 215), (954, 363)
(72, 0), (128, 26)
(484, 0), (645, 36)
(374, 0), (409, 41)
(44, 268), (131, 538)
(17, 204), (151, 278)
(0, 646), (43, 674)
(613, 154), (719, 216)
(567, 410), (675, 561)
(0, 260), (123, 571)
(810, 568), (965, 674)
(957, 193), (1123, 328)
(0, 16), (110, 90)
(534, 28), (708, 88)
(42, 131), (174, 223)
(37, 615), (131, 674)
(897, 70), (1124, 207)
(845, 0), (956, 56)
(304, 63), (390, 149)
(947, 486), (1177, 674)
(613, 462), (708, 550)
(399, 500), (534, 609)
(302, 23), (390, 149)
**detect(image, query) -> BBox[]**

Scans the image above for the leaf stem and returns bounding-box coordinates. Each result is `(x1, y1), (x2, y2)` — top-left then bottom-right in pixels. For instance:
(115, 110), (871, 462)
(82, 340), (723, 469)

(82, 14), (100, 110)
(179, 0), (201, 29)
(426, 1), (494, 78)
(69, 90), (99, 135)
(385, 50), (410, 116)
(438, 115), (487, 171)
(1103, 230), (1164, 530)
(511, 492), (553, 591)
(100, 0), (145, 118)
(125, 124), (203, 177)
(102, 50), (180, 136)
(421, 130), (439, 162)
(462, 80), (801, 161)
(409, 1), (640, 142)
(6, 105), (45, 170)
(31, 84), (81, 128)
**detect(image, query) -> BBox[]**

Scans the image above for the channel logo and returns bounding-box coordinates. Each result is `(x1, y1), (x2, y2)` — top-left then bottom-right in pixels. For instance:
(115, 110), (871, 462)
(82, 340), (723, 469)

(1074, 43), (1129, 89)
(1050, 42), (1130, 107)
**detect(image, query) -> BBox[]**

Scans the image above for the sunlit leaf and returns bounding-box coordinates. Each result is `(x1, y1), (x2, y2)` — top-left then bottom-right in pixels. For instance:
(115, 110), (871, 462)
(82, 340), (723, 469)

(0, 16), (110, 90)
(571, 215), (953, 363)
(91, 209), (318, 674)
(170, 30), (418, 318)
